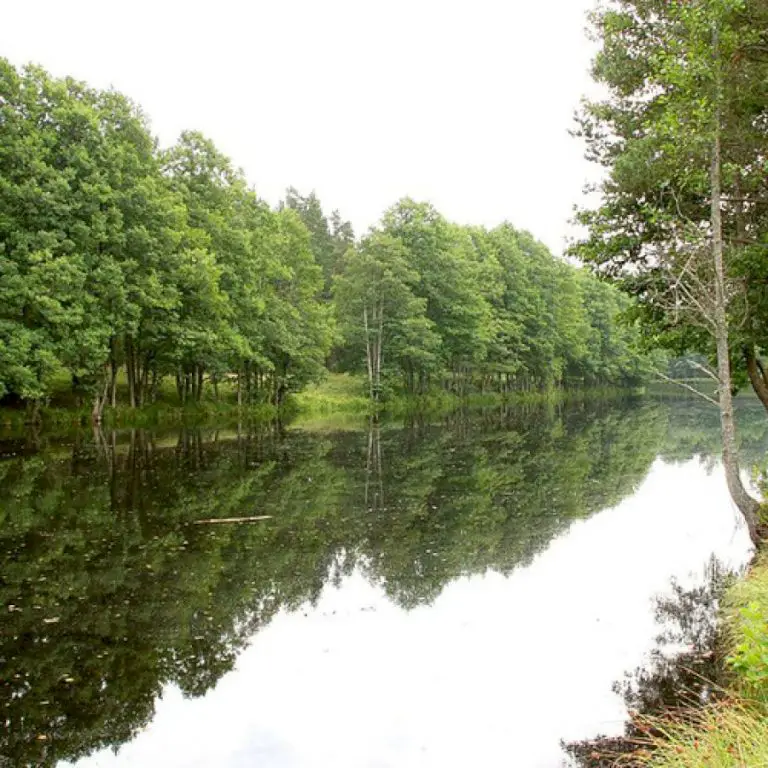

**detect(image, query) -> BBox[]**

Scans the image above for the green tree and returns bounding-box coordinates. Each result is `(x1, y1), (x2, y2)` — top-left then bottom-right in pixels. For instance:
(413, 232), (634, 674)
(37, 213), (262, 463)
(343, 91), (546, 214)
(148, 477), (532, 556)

(572, 0), (764, 541)
(334, 232), (439, 398)
(380, 199), (495, 391)
(282, 188), (354, 298)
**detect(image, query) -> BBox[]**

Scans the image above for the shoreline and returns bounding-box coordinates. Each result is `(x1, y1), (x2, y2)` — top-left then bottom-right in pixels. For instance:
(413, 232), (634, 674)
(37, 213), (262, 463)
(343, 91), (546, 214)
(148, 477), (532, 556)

(0, 376), (645, 436)
(569, 550), (768, 767)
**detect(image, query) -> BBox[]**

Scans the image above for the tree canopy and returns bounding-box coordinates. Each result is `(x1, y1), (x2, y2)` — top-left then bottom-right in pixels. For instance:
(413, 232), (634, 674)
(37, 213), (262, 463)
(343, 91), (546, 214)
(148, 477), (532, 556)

(334, 200), (652, 397)
(572, 0), (768, 407)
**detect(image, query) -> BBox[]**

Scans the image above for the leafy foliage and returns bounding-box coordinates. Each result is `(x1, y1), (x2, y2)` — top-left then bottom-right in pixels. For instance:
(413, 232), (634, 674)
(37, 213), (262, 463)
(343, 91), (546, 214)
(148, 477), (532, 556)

(572, 0), (768, 401)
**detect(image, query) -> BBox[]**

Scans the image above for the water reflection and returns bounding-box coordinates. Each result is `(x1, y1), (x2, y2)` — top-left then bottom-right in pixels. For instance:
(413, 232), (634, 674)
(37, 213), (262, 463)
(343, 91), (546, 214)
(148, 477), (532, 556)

(0, 399), (765, 767)
(565, 559), (734, 767)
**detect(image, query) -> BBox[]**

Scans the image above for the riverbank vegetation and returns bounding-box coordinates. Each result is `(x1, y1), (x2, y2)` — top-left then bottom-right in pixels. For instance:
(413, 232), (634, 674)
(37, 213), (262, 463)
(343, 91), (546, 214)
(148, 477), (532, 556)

(0, 58), (654, 427)
(631, 553), (768, 767)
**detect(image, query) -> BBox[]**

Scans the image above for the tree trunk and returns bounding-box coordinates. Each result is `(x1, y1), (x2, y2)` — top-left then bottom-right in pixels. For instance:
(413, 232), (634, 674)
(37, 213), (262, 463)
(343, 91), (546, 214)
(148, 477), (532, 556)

(92, 369), (110, 424)
(26, 400), (41, 425)
(710, 86), (761, 545)
(126, 344), (136, 408)
(149, 368), (159, 403)
(744, 346), (768, 413)
(109, 340), (118, 408)
(140, 356), (151, 406)
(375, 300), (384, 401)
(363, 305), (374, 400)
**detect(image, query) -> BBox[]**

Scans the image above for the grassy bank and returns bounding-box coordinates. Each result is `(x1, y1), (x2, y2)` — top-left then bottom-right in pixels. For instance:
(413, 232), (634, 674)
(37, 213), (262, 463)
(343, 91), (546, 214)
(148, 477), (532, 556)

(293, 373), (645, 418)
(636, 551), (768, 767)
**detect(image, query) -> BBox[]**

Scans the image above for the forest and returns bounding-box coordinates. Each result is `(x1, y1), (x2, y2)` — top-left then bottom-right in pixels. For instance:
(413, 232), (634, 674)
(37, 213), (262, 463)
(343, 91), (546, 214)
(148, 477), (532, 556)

(0, 58), (651, 422)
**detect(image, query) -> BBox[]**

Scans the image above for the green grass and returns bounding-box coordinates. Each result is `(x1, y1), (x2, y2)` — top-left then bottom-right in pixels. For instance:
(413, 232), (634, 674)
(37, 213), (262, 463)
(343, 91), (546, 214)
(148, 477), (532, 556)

(636, 552), (768, 767)
(289, 374), (644, 428)
(724, 551), (768, 702)
(291, 373), (371, 417)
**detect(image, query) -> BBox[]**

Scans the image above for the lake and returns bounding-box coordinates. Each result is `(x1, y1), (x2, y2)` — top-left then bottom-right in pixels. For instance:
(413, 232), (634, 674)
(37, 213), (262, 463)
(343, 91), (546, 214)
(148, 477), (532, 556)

(1, 398), (765, 767)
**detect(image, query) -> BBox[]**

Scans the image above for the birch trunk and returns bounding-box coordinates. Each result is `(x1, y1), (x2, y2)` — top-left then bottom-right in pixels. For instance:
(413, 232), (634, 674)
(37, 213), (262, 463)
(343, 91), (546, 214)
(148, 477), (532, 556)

(363, 305), (374, 400)
(375, 299), (383, 401)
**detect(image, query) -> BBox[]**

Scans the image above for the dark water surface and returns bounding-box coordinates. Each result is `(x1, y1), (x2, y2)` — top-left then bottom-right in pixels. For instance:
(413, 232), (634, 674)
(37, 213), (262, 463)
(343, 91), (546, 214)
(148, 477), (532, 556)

(1, 399), (765, 767)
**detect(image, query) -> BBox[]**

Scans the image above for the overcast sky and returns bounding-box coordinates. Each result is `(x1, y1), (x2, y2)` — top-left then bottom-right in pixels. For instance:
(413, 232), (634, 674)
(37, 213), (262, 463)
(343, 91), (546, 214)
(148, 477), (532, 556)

(1, 0), (602, 254)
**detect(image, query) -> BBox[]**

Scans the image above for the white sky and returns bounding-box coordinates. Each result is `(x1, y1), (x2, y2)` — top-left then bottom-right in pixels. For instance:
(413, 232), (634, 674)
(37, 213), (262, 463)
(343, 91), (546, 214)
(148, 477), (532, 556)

(0, 0), (603, 254)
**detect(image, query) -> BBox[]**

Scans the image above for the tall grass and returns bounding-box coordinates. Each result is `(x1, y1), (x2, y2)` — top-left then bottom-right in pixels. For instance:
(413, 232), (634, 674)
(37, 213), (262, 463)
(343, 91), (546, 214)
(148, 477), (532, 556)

(635, 552), (768, 767)
(291, 373), (371, 416)
(635, 700), (768, 767)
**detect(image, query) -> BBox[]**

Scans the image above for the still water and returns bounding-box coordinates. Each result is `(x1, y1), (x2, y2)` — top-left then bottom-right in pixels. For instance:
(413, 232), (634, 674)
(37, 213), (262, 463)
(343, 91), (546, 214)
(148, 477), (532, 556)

(1, 399), (766, 767)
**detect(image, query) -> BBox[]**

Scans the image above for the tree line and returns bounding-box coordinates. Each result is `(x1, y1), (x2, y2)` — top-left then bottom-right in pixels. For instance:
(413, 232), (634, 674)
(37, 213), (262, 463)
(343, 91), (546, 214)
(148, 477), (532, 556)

(0, 58), (651, 421)
(573, 0), (768, 543)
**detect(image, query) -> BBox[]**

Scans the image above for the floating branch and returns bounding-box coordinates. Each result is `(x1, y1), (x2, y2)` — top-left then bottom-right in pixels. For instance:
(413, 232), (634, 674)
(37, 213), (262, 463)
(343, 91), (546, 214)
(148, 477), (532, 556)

(191, 516), (273, 525)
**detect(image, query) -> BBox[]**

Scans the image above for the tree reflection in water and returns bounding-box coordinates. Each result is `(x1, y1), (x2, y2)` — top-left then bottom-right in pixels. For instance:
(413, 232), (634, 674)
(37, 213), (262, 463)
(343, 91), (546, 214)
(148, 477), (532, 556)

(0, 399), (765, 766)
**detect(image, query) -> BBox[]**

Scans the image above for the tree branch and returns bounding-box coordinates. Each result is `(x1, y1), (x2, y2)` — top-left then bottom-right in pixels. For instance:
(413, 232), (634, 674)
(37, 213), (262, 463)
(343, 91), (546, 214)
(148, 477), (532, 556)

(653, 371), (720, 407)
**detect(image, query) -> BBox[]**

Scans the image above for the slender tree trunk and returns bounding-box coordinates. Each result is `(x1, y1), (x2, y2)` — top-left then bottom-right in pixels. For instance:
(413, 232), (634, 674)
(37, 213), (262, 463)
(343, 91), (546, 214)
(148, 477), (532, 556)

(196, 366), (204, 402)
(109, 339), (118, 408)
(363, 305), (374, 400)
(25, 400), (41, 426)
(710, 84), (761, 544)
(149, 369), (159, 403)
(745, 346), (768, 413)
(375, 300), (383, 401)
(140, 356), (150, 406)
(126, 341), (136, 408)
(92, 368), (110, 424)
